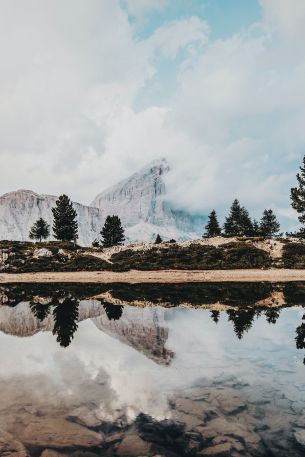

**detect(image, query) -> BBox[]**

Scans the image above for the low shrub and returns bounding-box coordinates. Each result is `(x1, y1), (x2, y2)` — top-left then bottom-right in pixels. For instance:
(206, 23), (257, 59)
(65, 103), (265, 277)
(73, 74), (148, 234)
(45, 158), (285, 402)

(282, 242), (305, 268)
(3, 253), (111, 273)
(111, 243), (271, 270)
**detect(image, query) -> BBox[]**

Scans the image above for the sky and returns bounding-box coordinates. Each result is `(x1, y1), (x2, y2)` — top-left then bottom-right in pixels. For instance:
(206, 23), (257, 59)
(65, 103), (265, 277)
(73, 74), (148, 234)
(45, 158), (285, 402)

(0, 0), (305, 229)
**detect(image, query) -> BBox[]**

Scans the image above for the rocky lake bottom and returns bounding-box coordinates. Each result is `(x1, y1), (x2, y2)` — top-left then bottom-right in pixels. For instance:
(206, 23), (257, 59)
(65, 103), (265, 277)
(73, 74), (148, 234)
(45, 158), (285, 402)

(1, 282), (305, 456)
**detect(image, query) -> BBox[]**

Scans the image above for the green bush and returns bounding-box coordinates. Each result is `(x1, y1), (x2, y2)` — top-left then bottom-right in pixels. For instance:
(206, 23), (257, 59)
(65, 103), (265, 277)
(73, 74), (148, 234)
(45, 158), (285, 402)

(223, 244), (271, 269)
(282, 242), (305, 268)
(111, 243), (271, 270)
(3, 253), (111, 273)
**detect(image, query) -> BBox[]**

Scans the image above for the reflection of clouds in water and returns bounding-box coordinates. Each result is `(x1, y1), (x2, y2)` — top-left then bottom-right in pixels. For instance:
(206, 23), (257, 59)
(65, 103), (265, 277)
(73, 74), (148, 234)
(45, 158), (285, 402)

(0, 307), (304, 422)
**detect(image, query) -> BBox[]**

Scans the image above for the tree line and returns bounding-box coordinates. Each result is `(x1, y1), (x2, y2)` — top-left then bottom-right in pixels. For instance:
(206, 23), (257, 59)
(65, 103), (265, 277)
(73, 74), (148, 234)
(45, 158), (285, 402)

(29, 194), (125, 247)
(28, 153), (305, 245)
(204, 201), (280, 238)
(204, 153), (305, 238)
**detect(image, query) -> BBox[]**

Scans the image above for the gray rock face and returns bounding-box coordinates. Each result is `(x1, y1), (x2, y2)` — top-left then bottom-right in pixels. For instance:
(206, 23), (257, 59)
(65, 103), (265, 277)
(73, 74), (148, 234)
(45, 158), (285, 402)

(92, 159), (206, 242)
(0, 159), (206, 245)
(0, 189), (103, 246)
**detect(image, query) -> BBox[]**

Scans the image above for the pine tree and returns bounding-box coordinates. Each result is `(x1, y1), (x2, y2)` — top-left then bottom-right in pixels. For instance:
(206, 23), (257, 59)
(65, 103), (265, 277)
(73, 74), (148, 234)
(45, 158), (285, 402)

(259, 209), (280, 237)
(204, 210), (222, 237)
(155, 234), (162, 244)
(100, 215), (125, 247)
(52, 297), (79, 348)
(30, 301), (51, 321)
(239, 207), (254, 236)
(210, 310), (220, 323)
(291, 155), (305, 236)
(252, 219), (260, 236)
(265, 308), (280, 324)
(29, 217), (50, 242)
(103, 302), (123, 320)
(52, 195), (78, 242)
(223, 199), (253, 236)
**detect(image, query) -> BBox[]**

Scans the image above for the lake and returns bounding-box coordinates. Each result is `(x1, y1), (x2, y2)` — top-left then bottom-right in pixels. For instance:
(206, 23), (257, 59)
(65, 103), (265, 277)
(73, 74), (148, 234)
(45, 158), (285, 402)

(1, 282), (305, 456)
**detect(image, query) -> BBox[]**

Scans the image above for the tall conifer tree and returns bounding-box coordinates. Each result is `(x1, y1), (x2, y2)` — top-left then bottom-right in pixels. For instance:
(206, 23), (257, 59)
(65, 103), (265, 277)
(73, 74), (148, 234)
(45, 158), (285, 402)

(101, 215), (125, 247)
(52, 298), (79, 348)
(204, 210), (222, 237)
(223, 199), (253, 236)
(29, 217), (50, 242)
(52, 195), (78, 242)
(291, 155), (305, 236)
(259, 209), (280, 237)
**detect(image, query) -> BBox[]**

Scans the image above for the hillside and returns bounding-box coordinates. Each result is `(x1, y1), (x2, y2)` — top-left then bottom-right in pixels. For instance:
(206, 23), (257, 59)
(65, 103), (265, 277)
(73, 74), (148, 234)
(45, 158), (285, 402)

(0, 236), (300, 274)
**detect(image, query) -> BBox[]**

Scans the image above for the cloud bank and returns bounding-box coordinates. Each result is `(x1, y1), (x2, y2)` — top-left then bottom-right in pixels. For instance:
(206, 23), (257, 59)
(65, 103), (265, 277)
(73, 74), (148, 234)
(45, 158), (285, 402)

(0, 0), (304, 229)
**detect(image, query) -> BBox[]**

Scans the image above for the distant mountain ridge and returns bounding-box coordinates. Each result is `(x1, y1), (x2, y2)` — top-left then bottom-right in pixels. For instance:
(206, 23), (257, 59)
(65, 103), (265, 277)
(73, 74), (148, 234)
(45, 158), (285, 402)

(0, 159), (206, 244)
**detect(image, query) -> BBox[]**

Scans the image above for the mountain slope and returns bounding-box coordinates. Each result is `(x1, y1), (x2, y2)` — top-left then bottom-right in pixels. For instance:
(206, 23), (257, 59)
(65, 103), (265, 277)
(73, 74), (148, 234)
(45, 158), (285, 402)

(0, 159), (206, 244)
(0, 300), (173, 365)
(0, 189), (103, 246)
(92, 158), (206, 242)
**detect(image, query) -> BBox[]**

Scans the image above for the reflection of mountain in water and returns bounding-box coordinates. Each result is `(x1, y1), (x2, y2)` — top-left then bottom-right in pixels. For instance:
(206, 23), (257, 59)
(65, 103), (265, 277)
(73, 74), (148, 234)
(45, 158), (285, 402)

(0, 298), (174, 364)
(93, 306), (174, 365)
(3, 281), (305, 362)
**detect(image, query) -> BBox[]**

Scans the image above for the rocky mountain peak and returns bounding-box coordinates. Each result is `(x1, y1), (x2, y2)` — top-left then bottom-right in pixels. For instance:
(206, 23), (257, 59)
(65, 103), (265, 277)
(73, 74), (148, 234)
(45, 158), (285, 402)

(0, 159), (205, 244)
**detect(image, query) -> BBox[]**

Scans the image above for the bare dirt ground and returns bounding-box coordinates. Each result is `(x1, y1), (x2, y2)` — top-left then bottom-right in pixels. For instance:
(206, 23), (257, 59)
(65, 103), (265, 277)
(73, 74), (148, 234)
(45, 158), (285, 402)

(1, 268), (305, 283)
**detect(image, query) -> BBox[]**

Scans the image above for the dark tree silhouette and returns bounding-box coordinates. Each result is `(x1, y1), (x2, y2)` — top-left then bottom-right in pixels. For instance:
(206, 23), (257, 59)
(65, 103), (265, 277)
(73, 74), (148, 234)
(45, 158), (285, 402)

(265, 308), (280, 324)
(30, 301), (52, 321)
(259, 209), (280, 237)
(29, 218), (50, 242)
(223, 199), (253, 237)
(210, 310), (220, 323)
(227, 309), (257, 339)
(252, 219), (260, 236)
(155, 234), (162, 244)
(52, 194), (78, 242)
(103, 302), (123, 320)
(291, 155), (305, 237)
(204, 210), (222, 237)
(100, 215), (125, 247)
(52, 297), (79, 347)
(296, 313), (305, 364)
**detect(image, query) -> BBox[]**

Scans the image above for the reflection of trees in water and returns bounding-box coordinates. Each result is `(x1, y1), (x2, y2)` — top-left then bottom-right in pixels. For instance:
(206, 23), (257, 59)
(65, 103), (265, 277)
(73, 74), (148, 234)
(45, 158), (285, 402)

(265, 308), (280, 324)
(102, 302), (123, 321)
(296, 313), (305, 364)
(210, 310), (220, 323)
(226, 309), (257, 339)
(52, 297), (79, 348)
(210, 308), (282, 340)
(29, 301), (52, 321)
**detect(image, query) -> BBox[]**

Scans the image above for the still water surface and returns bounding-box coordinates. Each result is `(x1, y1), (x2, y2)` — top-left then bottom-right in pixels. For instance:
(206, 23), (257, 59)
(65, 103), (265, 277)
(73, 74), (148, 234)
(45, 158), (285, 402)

(0, 282), (305, 456)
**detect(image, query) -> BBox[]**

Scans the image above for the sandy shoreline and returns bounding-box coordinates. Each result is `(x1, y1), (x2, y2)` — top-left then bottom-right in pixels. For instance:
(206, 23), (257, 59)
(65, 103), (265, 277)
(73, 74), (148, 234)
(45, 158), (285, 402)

(1, 269), (305, 283)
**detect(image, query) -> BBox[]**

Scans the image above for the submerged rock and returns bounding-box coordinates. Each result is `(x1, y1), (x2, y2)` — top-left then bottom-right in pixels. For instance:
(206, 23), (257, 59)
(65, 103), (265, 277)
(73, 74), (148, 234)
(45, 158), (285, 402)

(295, 429), (305, 447)
(0, 428), (29, 457)
(116, 432), (152, 456)
(40, 450), (68, 457)
(19, 418), (104, 449)
(200, 442), (232, 456)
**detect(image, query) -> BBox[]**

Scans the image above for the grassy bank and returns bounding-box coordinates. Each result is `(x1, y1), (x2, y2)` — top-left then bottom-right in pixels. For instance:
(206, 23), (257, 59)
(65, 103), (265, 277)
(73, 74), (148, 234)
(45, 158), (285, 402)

(0, 237), (302, 273)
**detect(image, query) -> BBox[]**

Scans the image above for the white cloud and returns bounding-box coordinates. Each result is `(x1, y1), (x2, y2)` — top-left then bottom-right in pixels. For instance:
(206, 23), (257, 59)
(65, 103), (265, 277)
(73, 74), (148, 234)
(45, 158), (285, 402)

(260, 0), (305, 36)
(0, 0), (304, 230)
(148, 16), (209, 59)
